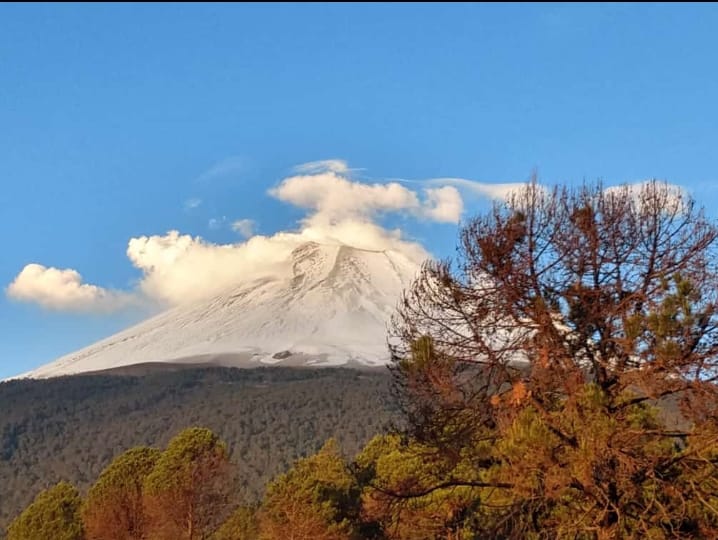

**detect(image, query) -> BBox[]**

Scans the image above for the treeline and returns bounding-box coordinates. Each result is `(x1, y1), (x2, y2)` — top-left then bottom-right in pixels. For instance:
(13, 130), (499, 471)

(0, 366), (397, 533)
(6, 426), (242, 539)
(7, 426), (459, 540)
(11, 388), (716, 540)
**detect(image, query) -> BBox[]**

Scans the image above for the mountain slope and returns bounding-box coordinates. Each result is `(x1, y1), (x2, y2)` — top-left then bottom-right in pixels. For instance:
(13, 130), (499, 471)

(20, 242), (419, 378)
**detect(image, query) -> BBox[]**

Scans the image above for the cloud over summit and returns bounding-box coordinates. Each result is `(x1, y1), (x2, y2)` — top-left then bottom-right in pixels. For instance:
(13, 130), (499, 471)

(271, 171), (463, 224)
(6, 161), (525, 313)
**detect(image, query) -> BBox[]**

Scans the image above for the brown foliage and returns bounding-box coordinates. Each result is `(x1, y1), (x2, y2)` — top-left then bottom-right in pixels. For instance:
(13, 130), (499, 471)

(143, 427), (231, 540)
(389, 179), (718, 538)
(82, 447), (160, 540)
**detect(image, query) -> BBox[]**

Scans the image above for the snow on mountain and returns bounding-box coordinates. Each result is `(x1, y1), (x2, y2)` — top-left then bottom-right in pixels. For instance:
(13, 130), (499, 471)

(18, 242), (420, 378)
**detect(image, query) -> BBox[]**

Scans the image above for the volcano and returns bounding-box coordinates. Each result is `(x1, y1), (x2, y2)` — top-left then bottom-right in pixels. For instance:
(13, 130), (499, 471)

(19, 242), (420, 378)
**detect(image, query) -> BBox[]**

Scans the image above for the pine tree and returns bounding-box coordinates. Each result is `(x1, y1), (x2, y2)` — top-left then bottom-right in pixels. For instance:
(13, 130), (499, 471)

(385, 180), (718, 538)
(7, 481), (84, 540)
(259, 439), (359, 540)
(83, 446), (160, 540)
(143, 427), (230, 540)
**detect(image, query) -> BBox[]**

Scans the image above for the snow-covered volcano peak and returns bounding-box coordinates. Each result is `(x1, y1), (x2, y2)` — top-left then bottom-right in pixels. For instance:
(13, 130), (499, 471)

(290, 241), (334, 283)
(17, 241), (421, 379)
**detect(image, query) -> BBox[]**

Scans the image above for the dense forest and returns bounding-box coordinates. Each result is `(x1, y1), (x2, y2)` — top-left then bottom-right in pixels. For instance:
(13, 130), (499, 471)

(0, 366), (397, 534)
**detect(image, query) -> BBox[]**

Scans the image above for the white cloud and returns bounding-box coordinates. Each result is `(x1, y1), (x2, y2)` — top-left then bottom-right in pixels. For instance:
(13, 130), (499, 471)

(231, 219), (255, 238)
(422, 186), (463, 223)
(428, 177), (529, 200)
(126, 231), (293, 305)
(298, 216), (428, 262)
(6, 264), (133, 313)
(271, 172), (421, 220)
(124, 219), (429, 308)
(292, 159), (351, 175)
(271, 172), (464, 224)
(604, 180), (688, 215)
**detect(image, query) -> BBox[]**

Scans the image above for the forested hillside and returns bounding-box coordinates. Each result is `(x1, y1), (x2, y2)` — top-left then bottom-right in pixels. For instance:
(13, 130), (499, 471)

(0, 366), (396, 532)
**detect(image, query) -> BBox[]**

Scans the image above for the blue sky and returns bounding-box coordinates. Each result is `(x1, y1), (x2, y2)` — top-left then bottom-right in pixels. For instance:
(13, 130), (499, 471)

(1, 3), (717, 378)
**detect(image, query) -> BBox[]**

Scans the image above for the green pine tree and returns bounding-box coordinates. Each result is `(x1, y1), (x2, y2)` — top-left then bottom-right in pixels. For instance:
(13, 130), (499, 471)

(7, 481), (84, 540)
